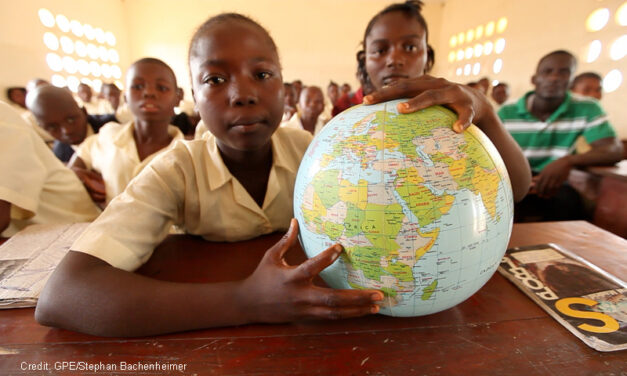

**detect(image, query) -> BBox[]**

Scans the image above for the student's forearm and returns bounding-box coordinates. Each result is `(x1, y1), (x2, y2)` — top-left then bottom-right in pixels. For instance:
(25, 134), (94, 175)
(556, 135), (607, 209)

(566, 140), (623, 167)
(36, 251), (252, 337)
(476, 111), (531, 202)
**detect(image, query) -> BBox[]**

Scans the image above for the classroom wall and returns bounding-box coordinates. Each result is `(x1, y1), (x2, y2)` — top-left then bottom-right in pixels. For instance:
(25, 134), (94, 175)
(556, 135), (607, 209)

(429, 0), (627, 138)
(121, 0), (443, 98)
(0, 0), (130, 94)
(1, 0), (624, 138)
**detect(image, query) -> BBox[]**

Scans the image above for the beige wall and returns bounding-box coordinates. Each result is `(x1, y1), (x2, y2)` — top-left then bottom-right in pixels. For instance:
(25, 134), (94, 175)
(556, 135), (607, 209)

(1, 0), (625, 137)
(430, 0), (627, 138)
(0, 0), (130, 92)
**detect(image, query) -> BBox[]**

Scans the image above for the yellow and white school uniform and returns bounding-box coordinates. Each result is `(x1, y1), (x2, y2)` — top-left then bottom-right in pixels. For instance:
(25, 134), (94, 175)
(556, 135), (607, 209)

(193, 119), (208, 140)
(20, 110), (55, 147)
(0, 101), (101, 237)
(114, 103), (134, 124)
(280, 112), (326, 136)
(76, 121), (184, 204)
(72, 126), (313, 271)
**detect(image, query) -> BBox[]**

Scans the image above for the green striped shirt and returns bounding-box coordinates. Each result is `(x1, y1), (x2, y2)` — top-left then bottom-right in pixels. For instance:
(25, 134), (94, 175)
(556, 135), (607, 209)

(498, 91), (616, 172)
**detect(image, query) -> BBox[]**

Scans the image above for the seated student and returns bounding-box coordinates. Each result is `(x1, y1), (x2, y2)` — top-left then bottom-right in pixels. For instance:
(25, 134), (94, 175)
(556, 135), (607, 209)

(0, 101), (101, 238)
(36, 13), (383, 337)
(75, 83), (108, 115)
(281, 86), (326, 135)
(101, 83), (122, 114)
(490, 82), (510, 109)
(282, 82), (297, 121)
(477, 77), (491, 96)
(68, 58), (184, 205)
(5, 87), (27, 112)
(321, 81), (339, 121)
(171, 88), (201, 138)
(570, 71), (603, 100)
(291, 79), (303, 101)
(22, 78), (56, 147)
(26, 85), (117, 163)
(356, 0), (530, 202)
(498, 50), (623, 222)
(332, 83), (359, 116)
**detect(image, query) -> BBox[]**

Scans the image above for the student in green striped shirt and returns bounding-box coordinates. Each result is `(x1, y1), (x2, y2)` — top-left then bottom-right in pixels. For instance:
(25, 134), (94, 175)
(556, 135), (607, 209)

(498, 50), (623, 221)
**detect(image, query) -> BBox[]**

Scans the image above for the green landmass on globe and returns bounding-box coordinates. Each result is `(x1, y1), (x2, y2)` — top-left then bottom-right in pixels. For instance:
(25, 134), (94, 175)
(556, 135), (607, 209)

(294, 100), (514, 317)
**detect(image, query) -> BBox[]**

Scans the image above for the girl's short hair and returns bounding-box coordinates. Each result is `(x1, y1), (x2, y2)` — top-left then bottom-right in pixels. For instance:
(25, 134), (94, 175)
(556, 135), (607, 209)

(356, 1), (435, 89)
(188, 13), (278, 65)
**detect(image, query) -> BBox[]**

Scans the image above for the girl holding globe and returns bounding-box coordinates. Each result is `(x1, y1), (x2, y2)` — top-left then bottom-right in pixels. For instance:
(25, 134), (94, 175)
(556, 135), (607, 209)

(35, 13), (384, 337)
(358, 0), (531, 201)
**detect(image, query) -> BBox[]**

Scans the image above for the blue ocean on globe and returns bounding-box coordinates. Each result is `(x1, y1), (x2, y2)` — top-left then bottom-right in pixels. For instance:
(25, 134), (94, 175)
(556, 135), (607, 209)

(293, 100), (514, 317)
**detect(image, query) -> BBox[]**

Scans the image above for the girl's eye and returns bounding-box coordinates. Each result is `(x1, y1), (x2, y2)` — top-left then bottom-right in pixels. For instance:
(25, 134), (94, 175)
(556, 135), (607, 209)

(370, 46), (387, 56)
(131, 84), (143, 90)
(66, 117), (75, 124)
(158, 85), (170, 92)
(204, 76), (225, 86)
(404, 44), (418, 52)
(257, 71), (272, 80)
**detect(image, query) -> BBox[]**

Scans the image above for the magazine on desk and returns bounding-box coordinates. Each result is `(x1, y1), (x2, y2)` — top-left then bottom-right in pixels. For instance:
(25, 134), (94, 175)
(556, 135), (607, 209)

(0, 223), (88, 309)
(498, 243), (627, 352)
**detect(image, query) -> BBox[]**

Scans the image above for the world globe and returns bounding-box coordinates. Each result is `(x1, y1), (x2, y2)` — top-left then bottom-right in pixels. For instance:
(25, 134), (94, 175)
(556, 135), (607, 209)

(293, 100), (514, 317)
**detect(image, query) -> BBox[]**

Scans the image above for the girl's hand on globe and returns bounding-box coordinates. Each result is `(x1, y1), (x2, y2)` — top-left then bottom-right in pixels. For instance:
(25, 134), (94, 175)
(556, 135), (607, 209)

(238, 219), (384, 323)
(363, 75), (494, 134)
(363, 75), (532, 203)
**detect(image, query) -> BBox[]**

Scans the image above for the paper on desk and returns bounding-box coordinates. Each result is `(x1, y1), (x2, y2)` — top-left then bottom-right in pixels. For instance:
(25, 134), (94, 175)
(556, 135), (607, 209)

(0, 222), (89, 309)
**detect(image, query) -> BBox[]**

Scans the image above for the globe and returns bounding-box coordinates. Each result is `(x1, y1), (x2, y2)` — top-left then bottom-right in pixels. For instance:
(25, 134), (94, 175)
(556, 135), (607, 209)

(293, 100), (514, 317)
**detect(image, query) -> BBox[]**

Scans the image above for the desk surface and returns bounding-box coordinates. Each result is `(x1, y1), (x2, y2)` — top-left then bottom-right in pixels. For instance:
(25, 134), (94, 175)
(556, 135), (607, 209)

(586, 160), (627, 181)
(1, 221), (625, 375)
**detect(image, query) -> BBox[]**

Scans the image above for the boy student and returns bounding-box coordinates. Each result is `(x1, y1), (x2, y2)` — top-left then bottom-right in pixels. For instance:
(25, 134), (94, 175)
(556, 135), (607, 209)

(0, 101), (100, 238)
(498, 50), (623, 221)
(570, 72), (603, 100)
(26, 85), (117, 163)
(6, 87), (27, 111)
(36, 13), (383, 337)
(68, 58), (184, 205)
(281, 86), (326, 135)
(22, 78), (56, 147)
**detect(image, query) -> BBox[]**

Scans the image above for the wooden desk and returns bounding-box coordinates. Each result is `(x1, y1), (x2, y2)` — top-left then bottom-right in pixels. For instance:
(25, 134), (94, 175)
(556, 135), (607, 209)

(1, 221), (625, 375)
(569, 160), (627, 238)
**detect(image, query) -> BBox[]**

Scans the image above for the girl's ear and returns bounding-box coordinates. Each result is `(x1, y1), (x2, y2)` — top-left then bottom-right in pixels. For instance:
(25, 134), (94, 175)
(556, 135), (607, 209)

(425, 44), (435, 73)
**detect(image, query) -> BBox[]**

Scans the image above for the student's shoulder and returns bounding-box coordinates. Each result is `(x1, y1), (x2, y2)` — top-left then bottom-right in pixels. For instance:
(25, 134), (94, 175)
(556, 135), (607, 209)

(96, 120), (129, 137)
(568, 93), (606, 116)
(274, 126), (313, 150)
(148, 138), (206, 171)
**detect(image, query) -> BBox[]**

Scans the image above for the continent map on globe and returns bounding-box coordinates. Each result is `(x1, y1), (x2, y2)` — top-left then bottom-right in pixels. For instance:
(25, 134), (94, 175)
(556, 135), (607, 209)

(293, 100), (514, 317)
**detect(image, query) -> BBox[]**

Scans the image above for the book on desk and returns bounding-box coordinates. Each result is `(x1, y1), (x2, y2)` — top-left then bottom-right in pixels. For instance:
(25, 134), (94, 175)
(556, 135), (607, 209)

(0, 222), (88, 309)
(499, 243), (627, 352)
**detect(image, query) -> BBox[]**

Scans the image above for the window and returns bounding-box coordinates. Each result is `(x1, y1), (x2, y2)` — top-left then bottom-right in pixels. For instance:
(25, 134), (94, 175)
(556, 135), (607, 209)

(447, 18), (508, 80)
(39, 8), (123, 92)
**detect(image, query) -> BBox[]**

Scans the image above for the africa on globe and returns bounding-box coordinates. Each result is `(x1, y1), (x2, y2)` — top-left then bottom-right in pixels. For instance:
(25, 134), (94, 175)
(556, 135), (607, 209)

(293, 100), (514, 317)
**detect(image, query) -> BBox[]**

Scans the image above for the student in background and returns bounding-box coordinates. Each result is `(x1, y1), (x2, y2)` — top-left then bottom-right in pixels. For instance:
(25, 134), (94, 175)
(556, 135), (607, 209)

(281, 86), (326, 135)
(68, 58), (184, 205)
(0, 101), (100, 238)
(5, 87), (27, 112)
(570, 72), (603, 100)
(327, 81), (339, 107)
(490, 82), (510, 109)
(282, 82), (297, 121)
(498, 50), (623, 221)
(36, 13), (383, 337)
(101, 83), (122, 114)
(22, 78), (56, 146)
(26, 85), (117, 163)
(291, 79), (303, 102)
(357, 0), (530, 202)
(477, 77), (491, 96)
